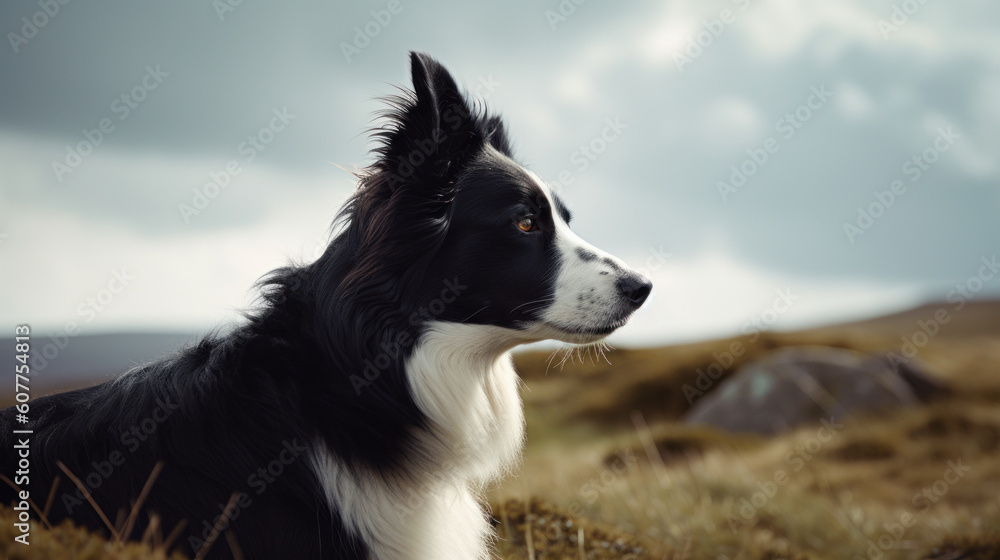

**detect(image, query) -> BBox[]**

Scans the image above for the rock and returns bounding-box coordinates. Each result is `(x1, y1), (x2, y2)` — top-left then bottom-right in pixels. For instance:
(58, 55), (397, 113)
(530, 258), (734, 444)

(683, 346), (950, 435)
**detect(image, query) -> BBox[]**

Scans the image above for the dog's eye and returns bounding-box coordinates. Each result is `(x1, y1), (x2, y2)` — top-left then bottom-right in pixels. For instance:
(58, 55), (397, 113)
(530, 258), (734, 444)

(517, 218), (536, 232)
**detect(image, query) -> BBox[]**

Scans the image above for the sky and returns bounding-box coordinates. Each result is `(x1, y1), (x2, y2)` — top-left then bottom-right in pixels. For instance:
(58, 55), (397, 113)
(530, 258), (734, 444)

(1, 0), (998, 347)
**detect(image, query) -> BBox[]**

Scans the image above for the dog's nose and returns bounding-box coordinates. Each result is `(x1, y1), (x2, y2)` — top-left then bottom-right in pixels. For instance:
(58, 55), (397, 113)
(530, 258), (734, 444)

(617, 274), (652, 307)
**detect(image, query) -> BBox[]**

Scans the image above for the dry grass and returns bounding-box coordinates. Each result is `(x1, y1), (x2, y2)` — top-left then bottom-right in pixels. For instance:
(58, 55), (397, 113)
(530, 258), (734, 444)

(493, 401), (1000, 559)
(924, 534), (1000, 559)
(492, 498), (653, 560)
(0, 505), (188, 559)
(4, 303), (1000, 558)
(494, 313), (1000, 560)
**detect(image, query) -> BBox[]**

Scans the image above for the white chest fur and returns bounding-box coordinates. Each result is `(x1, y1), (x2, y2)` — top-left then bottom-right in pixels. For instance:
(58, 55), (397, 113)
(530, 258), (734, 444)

(311, 322), (526, 560)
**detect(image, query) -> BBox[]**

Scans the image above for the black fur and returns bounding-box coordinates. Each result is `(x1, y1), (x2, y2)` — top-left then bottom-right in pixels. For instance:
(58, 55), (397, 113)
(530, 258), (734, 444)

(0, 52), (567, 559)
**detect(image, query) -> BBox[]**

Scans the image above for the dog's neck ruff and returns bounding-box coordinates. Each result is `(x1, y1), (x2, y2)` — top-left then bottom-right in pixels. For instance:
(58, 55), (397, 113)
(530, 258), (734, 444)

(406, 322), (526, 483)
(312, 322), (526, 560)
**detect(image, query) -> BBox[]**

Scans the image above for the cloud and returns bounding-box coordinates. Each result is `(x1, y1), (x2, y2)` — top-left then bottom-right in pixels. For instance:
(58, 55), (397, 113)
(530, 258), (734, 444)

(1, 0), (999, 345)
(0, 136), (354, 336)
(610, 250), (924, 346)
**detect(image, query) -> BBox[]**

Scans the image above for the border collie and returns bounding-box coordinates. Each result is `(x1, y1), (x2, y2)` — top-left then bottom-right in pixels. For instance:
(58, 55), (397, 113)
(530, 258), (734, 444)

(2, 52), (651, 559)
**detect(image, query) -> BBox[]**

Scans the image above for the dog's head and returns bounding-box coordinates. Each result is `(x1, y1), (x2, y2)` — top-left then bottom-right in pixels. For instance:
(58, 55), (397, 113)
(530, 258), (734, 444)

(338, 53), (650, 346)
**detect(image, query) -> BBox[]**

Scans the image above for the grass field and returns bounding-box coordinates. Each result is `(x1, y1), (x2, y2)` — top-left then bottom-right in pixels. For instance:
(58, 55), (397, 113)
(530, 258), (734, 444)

(3, 302), (1000, 559)
(492, 302), (1000, 559)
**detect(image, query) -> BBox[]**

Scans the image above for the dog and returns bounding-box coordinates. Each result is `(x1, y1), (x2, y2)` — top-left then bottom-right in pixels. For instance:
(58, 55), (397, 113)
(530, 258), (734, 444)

(1, 52), (651, 559)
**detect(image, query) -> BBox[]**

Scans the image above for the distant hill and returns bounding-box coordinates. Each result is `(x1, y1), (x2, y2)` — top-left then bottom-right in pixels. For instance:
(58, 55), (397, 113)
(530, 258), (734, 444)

(0, 331), (198, 395)
(798, 299), (1000, 338)
(2, 299), (998, 398)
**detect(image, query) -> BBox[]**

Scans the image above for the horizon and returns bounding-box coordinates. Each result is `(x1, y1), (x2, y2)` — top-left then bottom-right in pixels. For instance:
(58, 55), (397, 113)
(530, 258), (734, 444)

(2, 1), (998, 347)
(11, 295), (999, 351)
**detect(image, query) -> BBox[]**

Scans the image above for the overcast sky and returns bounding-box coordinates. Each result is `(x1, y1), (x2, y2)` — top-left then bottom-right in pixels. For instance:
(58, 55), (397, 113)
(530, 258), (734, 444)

(1, 0), (998, 346)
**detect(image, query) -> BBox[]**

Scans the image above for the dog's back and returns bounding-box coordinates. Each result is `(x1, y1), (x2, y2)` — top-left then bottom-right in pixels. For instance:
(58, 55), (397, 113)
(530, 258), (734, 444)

(1, 332), (362, 559)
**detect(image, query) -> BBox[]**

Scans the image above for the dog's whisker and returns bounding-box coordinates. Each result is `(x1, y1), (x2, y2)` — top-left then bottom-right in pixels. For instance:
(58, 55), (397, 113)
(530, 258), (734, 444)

(460, 304), (490, 323)
(543, 348), (562, 376)
(508, 297), (555, 316)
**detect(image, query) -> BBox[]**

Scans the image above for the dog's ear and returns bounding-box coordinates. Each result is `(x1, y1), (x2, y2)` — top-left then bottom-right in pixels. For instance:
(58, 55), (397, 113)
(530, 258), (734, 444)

(373, 52), (481, 190)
